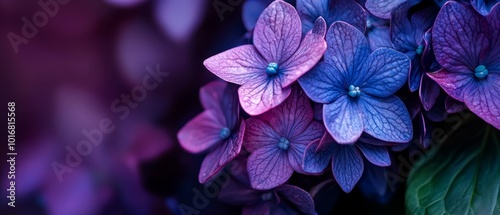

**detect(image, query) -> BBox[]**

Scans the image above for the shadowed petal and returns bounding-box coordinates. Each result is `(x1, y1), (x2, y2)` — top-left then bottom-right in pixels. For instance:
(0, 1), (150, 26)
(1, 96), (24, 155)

(204, 45), (266, 85)
(427, 68), (474, 101)
(484, 3), (500, 69)
(323, 96), (363, 144)
(356, 142), (391, 167)
(360, 48), (410, 97)
(359, 95), (413, 143)
(221, 84), (241, 129)
(420, 75), (441, 111)
(199, 120), (246, 183)
(238, 76), (292, 116)
(433, 1), (490, 73)
(445, 96), (466, 113)
(471, 0), (500, 15)
(276, 185), (316, 215)
(408, 57), (424, 92)
(288, 122), (325, 173)
(281, 17), (327, 87)
(253, 1), (302, 63)
(244, 118), (280, 153)
(325, 22), (371, 83)
(299, 62), (345, 104)
(332, 144), (364, 192)
(177, 110), (224, 153)
(200, 81), (226, 111)
(366, 0), (407, 19)
(367, 26), (392, 51)
(242, 0), (273, 30)
(297, 0), (329, 34)
(247, 148), (294, 190)
(303, 137), (335, 174)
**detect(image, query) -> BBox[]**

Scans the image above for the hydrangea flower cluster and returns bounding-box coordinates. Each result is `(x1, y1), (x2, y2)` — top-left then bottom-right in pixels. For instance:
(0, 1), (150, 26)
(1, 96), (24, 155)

(179, 0), (499, 212)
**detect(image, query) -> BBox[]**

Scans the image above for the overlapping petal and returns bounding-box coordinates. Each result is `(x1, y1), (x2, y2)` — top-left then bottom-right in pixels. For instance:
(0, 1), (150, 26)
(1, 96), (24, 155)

(247, 148), (294, 190)
(332, 144), (364, 192)
(356, 142), (391, 167)
(275, 185), (315, 215)
(243, 118), (280, 153)
(299, 62), (345, 104)
(323, 96), (363, 144)
(238, 76), (292, 116)
(177, 110), (225, 153)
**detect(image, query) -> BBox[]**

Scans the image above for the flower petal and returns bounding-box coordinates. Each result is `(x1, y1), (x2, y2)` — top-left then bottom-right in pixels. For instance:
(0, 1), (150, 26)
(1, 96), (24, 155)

(299, 62), (345, 104)
(433, 1), (490, 73)
(247, 148), (294, 190)
(360, 48), (410, 97)
(359, 94), (413, 143)
(243, 118), (280, 153)
(302, 137), (335, 174)
(242, 0), (273, 31)
(253, 1), (302, 63)
(199, 120), (245, 183)
(199, 81), (226, 111)
(203, 45), (266, 85)
(365, 0), (407, 19)
(427, 68), (474, 101)
(280, 17), (327, 87)
(463, 76), (500, 129)
(288, 122), (325, 173)
(445, 96), (466, 113)
(177, 110), (224, 153)
(471, 0), (499, 15)
(356, 142), (391, 167)
(420, 75), (441, 111)
(275, 185), (316, 215)
(296, 0), (329, 34)
(332, 144), (364, 192)
(323, 96), (363, 144)
(367, 26), (392, 51)
(238, 76), (292, 116)
(325, 22), (371, 83)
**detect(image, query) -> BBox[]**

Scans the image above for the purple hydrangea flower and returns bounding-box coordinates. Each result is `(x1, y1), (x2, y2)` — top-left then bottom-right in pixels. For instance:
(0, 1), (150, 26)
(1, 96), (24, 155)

(471, 0), (500, 15)
(243, 86), (325, 190)
(303, 133), (391, 192)
(204, 0), (327, 116)
(299, 22), (413, 144)
(219, 156), (316, 215)
(391, 4), (438, 93)
(177, 81), (246, 183)
(297, 0), (367, 33)
(428, 1), (500, 129)
(365, 0), (420, 19)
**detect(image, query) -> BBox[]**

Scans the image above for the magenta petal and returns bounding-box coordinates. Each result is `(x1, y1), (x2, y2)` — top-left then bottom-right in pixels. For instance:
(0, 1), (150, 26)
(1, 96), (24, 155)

(419, 75), (441, 111)
(359, 95), (413, 143)
(432, 1), (490, 73)
(203, 45), (266, 85)
(199, 120), (246, 183)
(199, 81), (226, 111)
(445, 96), (466, 113)
(323, 96), (364, 144)
(177, 110), (224, 153)
(332, 144), (364, 192)
(239, 76), (292, 116)
(280, 17), (327, 87)
(365, 0), (407, 19)
(247, 148), (294, 190)
(463, 76), (500, 129)
(243, 118), (280, 153)
(275, 185), (315, 215)
(253, 1), (302, 63)
(360, 48), (410, 97)
(427, 68), (474, 101)
(325, 22), (371, 82)
(288, 122), (325, 173)
(356, 142), (391, 167)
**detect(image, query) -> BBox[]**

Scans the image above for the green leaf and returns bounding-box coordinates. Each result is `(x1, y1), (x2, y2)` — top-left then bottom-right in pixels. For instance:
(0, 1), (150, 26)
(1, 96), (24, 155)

(406, 125), (500, 215)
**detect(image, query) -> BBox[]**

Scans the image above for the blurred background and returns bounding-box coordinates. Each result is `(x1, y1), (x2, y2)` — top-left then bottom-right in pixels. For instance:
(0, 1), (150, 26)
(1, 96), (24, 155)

(0, 0), (405, 214)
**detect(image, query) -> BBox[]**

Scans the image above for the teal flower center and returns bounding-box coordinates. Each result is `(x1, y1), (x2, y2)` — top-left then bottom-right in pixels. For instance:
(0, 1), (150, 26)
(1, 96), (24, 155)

(278, 137), (290, 150)
(261, 192), (273, 201)
(366, 20), (373, 30)
(474, 65), (488, 79)
(415, 45), (424, 55)
(220, 127), (231, 140)
(348, 85), (361, 98)
(266, 62), (279, 76)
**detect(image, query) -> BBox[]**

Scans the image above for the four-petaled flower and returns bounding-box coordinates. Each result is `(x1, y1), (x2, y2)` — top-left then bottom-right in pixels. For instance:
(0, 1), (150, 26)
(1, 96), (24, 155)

(204, 0), (327, 116)
(177, 81), (246, 183)
(299, 21), (413, 144)
(243, 86), (325, 190)
(428, 2), (500, 129)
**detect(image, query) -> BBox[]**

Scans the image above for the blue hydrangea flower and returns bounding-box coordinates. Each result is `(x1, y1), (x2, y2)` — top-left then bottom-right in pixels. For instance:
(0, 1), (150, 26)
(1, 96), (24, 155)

(299, 22), (413, 144)
(303, 133), (391, 192)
